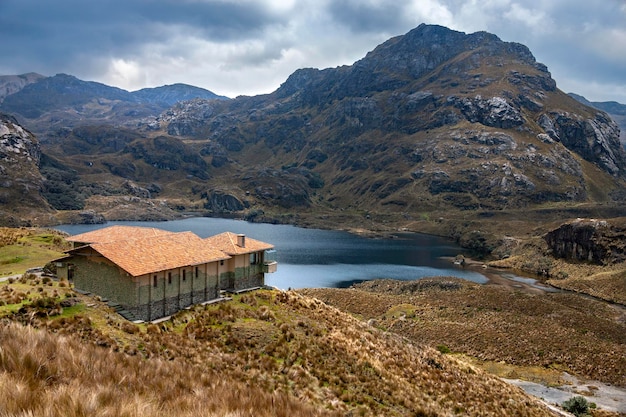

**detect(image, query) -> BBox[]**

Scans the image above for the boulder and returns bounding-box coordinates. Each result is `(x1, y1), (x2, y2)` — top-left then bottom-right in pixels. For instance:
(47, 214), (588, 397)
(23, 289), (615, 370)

(545, 218), (626, 264)
(202, 190), (247, 213)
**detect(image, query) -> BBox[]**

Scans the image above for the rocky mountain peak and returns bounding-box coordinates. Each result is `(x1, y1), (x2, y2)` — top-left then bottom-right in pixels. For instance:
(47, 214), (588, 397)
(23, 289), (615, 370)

(155, 24), (625, 212)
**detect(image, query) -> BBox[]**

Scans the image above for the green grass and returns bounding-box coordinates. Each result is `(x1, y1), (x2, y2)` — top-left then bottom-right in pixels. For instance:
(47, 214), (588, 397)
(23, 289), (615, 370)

(0, 245), (62, 275)
(52, 303), (86, 319)
(0, 229), (67, 276)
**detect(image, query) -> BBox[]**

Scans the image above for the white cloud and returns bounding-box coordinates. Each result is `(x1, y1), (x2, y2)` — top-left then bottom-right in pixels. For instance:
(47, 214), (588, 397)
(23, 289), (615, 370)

(503, 3), (551, 31)
(585, 28), (626, 65)
(405, 0), (454, 27)
(560, 77), (626, 103)
(105, 59), (145, 90)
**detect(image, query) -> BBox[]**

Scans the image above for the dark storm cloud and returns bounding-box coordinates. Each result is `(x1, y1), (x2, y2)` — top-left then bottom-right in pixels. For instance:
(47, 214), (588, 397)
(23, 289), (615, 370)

(0, 0), (623, 102)
(0, 0), (283, 73)
(327, 1), (407, 33)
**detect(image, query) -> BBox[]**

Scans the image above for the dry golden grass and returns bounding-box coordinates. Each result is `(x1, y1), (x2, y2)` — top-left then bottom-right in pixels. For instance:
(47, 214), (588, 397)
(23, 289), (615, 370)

(0, 320), (331, 417)
(0, 288), (557, 417)
(301, 279), (626, 388)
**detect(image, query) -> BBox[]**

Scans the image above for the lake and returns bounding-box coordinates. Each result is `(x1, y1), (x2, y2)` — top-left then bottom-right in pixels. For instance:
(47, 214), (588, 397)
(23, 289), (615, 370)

(56, 217), (488, 289)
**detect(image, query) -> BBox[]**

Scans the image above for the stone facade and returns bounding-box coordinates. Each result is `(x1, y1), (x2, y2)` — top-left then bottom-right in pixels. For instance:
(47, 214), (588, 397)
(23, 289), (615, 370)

(59, 244), (270, 321)
(57, 227), (276, 322)
(59, 248), (224, 321)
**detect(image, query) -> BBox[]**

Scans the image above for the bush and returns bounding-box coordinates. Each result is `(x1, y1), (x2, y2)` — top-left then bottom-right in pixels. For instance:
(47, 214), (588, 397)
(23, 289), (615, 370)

(436, 344), (451, 354)
(562, 396), (589, 417)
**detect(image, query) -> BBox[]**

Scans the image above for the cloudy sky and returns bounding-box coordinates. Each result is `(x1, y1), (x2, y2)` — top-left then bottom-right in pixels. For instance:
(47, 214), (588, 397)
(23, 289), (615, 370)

(1, 0), (625, 103)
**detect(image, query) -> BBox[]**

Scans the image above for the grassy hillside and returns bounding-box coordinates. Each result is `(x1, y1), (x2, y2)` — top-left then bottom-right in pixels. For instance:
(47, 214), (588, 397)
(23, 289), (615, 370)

(0, 276), (560, 417)
(0, 228), (69, 277)
(302, 279), (626, 388)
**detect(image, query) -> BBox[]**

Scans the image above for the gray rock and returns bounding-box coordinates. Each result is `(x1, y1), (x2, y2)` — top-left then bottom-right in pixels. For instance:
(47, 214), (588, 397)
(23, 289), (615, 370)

(202, 190), (247, 212)
(540, 110), (626, 177)
(545, 218), (626, 265)
(456, 95), (524, 128)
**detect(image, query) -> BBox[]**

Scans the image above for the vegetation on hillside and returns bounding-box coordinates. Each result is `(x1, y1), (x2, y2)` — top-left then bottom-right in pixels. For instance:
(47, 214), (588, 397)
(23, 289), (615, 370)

(0, 228), (69, 277)
(0, 277), (559, 417)
(301, 279), (626, 388)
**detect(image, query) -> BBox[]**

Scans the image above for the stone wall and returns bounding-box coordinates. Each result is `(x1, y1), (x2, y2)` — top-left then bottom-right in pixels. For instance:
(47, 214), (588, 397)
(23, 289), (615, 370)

(70, 253), (222, 321)
(71, 251), (138, 306)
(135, 266), (220, 321)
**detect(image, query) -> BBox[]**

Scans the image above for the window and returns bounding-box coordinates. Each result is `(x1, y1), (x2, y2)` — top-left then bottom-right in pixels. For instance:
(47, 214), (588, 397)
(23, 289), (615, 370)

(153, 275), (157, 288)
(195, 266), (199, 278)
(220, 260), (224, 266)
(250, 252), (258, 265)
(182, 269), (186, 282)
(168, 272), (172, 285)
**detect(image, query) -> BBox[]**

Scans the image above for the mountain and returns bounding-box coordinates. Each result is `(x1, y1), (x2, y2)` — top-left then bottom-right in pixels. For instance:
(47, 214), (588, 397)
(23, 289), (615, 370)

(0, 72), (46, 103)
(569, 93), (626, 147)
(150, 24), (626, 212)
(133, 83), (228, 106)
(2, 24), (626, 228)
(0, 74), (227, 135)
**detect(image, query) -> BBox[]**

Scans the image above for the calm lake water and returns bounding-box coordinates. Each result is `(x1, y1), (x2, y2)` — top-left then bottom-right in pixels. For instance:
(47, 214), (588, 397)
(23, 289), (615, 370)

(56, 217), (488, 289)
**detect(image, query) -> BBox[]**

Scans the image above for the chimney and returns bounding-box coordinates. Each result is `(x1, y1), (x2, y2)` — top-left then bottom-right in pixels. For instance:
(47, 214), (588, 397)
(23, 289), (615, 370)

(236, 234), (245, 247)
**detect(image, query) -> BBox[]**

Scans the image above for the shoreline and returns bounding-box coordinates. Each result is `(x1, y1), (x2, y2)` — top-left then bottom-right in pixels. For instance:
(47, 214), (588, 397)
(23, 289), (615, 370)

(440, 256), (557, 295)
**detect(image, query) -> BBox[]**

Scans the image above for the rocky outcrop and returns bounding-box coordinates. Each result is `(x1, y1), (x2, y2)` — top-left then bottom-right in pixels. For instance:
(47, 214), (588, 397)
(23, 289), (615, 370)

(123, 180), (152, 199)
(455, 96), (525, 128)
(242, 168), (316, 209)
(544, 218), (626, 265)
(538, 111), (626, 177)
(0, 113), (52, 225)
(55, 210), (106, 225)
(202, 189), (247, 213)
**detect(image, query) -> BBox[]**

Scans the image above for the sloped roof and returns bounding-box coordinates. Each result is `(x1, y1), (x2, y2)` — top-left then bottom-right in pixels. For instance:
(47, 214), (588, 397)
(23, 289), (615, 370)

(66, 225), (175, 244)
(204, 231), (274, 255)
(71, 231), (229, 277)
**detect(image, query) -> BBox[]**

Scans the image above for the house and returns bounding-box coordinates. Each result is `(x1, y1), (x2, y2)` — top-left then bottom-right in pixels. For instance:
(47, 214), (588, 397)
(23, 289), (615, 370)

(204, 231), (277, 291)
(55, 225), (276, 321)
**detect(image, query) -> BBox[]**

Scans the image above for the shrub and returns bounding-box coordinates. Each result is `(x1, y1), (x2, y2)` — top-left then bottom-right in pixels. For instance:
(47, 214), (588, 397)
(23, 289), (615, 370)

(436, 344), (451, 354)
(562, 396), (589, 417)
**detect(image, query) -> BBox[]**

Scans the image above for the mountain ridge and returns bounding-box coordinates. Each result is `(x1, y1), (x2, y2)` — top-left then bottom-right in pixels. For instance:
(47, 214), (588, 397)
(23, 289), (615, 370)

(1, 24), (626, 230)
(0, 73), (228, 134)
(145, 24), (625, 214)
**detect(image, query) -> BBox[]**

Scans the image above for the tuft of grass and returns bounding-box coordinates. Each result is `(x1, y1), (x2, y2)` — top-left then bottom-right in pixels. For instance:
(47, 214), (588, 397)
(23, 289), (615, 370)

(0, 289), (556, 417)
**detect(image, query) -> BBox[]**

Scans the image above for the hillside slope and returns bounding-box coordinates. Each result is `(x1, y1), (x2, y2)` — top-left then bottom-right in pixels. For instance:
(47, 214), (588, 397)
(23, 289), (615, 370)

(0, 73), (227, 135)
(151, 24), (626, 214)
(1, 285), (558, 417)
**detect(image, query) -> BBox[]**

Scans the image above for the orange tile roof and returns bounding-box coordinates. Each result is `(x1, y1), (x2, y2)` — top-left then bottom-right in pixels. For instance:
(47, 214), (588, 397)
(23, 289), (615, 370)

(204, 231), (274, 255)
(67, 225), (175, 244)
(81, 231), (230, 277)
